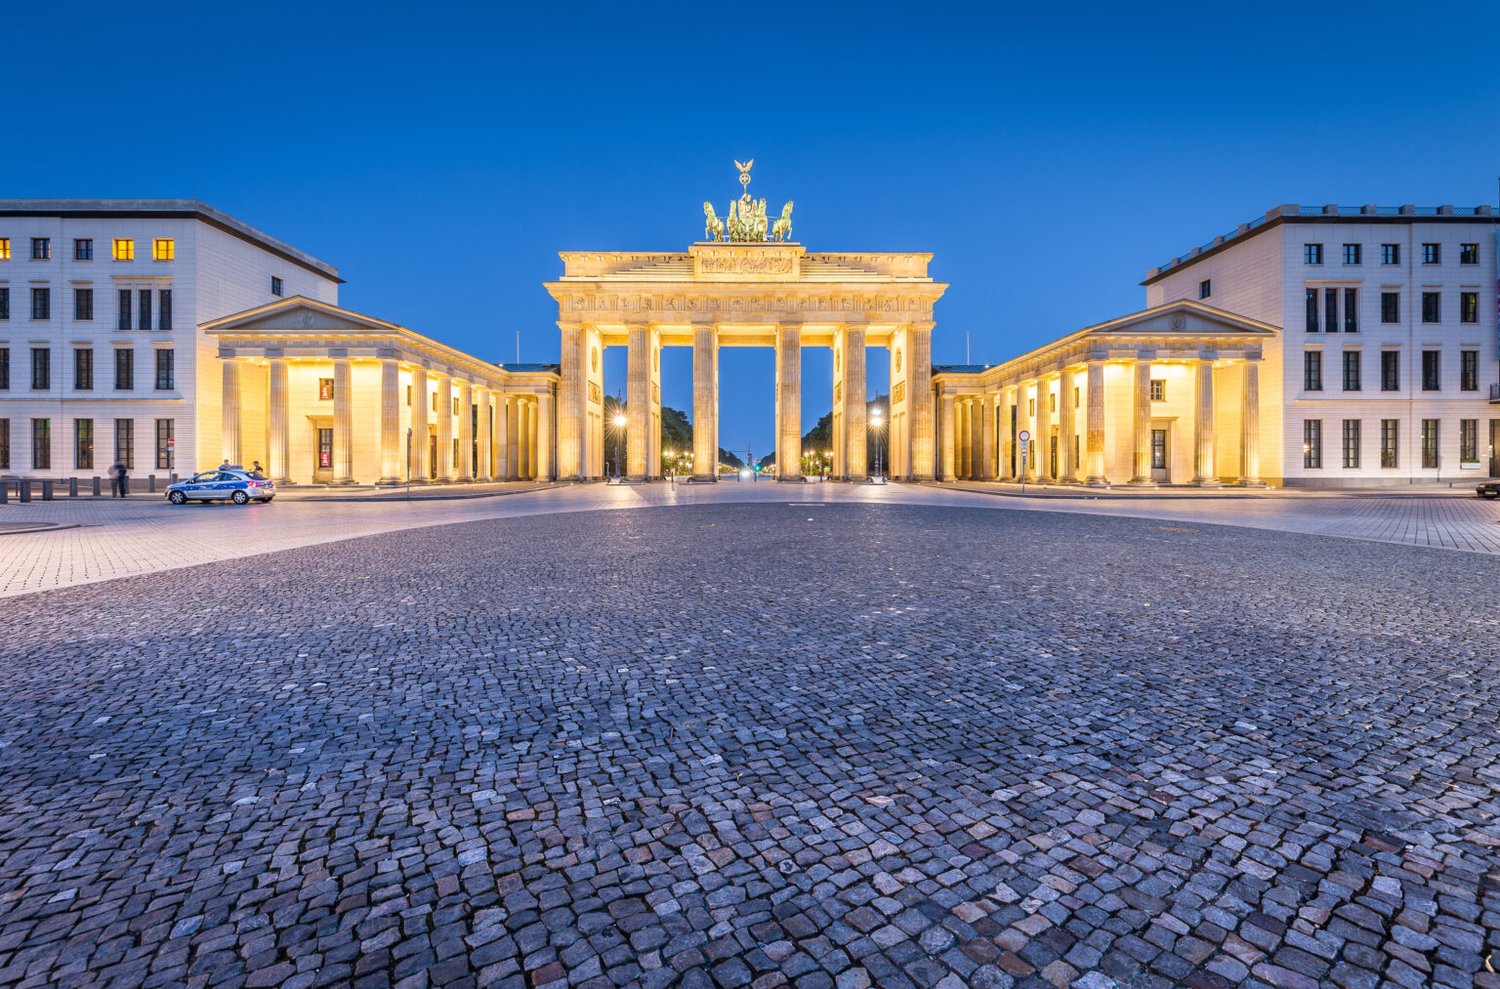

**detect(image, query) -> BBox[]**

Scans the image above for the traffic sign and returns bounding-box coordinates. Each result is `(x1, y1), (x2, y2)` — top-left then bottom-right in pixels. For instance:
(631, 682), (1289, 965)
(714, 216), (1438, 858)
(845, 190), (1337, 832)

(1018, 429), (1031, 442)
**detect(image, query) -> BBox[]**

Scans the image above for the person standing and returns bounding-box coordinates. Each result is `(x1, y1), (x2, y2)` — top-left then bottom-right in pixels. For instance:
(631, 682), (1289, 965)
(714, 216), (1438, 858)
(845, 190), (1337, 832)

(110, 460), (128, 498)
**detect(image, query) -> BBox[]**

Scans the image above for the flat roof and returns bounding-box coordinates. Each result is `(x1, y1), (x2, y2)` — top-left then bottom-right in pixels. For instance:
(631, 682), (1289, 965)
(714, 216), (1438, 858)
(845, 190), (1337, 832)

(0, 198), (342, 283)
(1143, 203), (1496, 286)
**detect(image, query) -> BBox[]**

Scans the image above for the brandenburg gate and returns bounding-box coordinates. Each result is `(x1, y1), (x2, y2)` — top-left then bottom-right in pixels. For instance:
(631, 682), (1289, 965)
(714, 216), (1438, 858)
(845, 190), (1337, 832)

(546, 162), (949, 481)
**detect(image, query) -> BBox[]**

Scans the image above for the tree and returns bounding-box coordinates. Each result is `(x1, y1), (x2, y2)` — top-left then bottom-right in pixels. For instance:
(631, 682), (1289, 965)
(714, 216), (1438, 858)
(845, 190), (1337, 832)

(718, 448), (744, 469)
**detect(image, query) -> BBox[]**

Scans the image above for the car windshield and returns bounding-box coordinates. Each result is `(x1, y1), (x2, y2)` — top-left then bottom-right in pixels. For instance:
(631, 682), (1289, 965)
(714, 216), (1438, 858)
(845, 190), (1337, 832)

(246, 471), (268, 480)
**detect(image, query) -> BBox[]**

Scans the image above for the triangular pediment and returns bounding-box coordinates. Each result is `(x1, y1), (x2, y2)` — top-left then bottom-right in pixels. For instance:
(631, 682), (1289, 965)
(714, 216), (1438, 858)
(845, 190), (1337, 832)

(1085, 300), (1278, 338)
(202, 297), (400, 335)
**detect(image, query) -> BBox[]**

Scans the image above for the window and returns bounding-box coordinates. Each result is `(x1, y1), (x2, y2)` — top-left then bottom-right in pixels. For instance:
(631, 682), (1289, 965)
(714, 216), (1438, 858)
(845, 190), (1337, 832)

(406, 384), (411, 406)
(151, 238), (174, 261)
(0, 287), (9, 320)
(1342, 244), (1361, 265)
(31, 419), (50, 469)
(1342, 351), (1360, 391)
(1461, 419), (1479, 464)
(158, 289), (172, 330)
(1421, 243), (1440, 264)
(1151, 429), (1167, 469)
(114, 419), (134, 470)
(453, 396), (460, 416)
(1381, 351), (1400, 391)
(1380, 243), (1400, 265)
(117, 289), (131, 330)
(1381, 292), (1399, 323)
(1303, 351), (1322, 391)
(453, 438), (460, 468)
(1303, 420), (1322, 468)
(73, 287), (93, 321)
(112, 238), (134, 261)
(1342, 420), (1360, 469)
(1422, 350), (1440, 391)
(1198, 279), (1211, 299)
(1460, 243), (1478, 265)
(317, 428), (333, 468)
(1421, 419), (1439, 469)
(1343, 287), (1358, 332)
(30, 348), (49, 390)
(114, 348), (134, 390)
(271, 276), (284, 297)
(1421, 292), (1440, 323)
(1461, 350), (1478, 391)
(0, 348), (7, 389)
(75, 418), (93, 470)
(1304, 243), (1323, 265)
(74, 348), (92, 390)
(154, 349), (174, 390)
(0, 420), (7, 469)
(1461, 291), (1478, 323)
(318, 377), (334, 400)
(1305, 288), (1320, 332)
(137, 289), (151, 330)
(0, 238), (9, 260)
(74, 238), (93, 261)
(1325, 288), (1339, 334)
(31, 238), (50, 260)
(1380, 420), (1399, 468)
(31, 287), (50, 320)
(155, 419), (174, 470)
(1149, 379), (1165, 401)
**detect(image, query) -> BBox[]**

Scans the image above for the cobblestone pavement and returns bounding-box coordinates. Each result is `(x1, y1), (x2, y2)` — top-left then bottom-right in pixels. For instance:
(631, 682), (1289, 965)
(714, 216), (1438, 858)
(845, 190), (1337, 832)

(3, 481), (1500, 597)
(0, 504), (1496, 989)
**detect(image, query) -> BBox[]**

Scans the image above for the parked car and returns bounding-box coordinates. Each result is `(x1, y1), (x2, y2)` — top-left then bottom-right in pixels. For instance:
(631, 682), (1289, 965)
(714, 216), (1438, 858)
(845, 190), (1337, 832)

(1477, 480), (1500, 499)
(166, 468), (276, 505)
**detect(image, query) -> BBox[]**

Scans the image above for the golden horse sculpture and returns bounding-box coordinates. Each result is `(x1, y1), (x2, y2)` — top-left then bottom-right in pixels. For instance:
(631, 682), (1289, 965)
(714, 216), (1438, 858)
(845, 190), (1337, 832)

(771, 200), (794, 242)
(703, 202), (725, 242)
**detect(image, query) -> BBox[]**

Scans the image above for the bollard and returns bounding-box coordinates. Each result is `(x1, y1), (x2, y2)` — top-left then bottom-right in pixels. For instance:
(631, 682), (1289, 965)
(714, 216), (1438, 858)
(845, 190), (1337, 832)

(69, 477), (78, 497)
(148, 475), (156, 493)
(122, 476), (131, 496)
(41, 480), (54, 500)
(19, 480), (31, 503)
(92, 476), (101, 497)
(0, 480), (7, 505)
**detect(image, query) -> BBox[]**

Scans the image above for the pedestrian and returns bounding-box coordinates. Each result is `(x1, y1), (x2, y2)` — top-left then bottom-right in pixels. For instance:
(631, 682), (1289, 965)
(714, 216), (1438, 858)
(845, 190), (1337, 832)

(220, 458), (231, 469)
(110, 460), (128, 498)
(251, 460), (263, 475)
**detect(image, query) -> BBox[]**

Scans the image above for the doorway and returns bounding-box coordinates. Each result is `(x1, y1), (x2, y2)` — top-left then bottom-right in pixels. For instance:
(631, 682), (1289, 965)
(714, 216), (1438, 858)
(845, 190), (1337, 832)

(1150, 425), (1170, 483)
(313, 424), (333, 483)
(428, 432), (438, 480)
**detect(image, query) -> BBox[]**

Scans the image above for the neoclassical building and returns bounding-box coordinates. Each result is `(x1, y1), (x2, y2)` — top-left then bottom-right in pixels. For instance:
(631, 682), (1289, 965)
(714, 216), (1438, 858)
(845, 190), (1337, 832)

(203, 298), (557, 485)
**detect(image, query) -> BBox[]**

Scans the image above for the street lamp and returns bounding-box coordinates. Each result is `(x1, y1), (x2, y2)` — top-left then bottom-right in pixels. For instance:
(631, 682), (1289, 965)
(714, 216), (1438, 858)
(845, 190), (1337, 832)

(612, 413), (627, 481)
(869, 411), (886, 481)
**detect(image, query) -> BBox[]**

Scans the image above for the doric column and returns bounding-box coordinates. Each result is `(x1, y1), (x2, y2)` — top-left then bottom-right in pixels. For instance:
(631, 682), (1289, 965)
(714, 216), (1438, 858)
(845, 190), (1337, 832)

(908, 323), (935, 480)
(526, 399), (539, 479)
(515, 399), (529, 479)
(331, 358), (355, 484)
(979, 394), (997, 480)
(1240, 360), (1263, 485)
(693, 324), (719, 481)
(1085, 360), (1107, 486)
(626, 323), (650, 480)
(506, 395), (520, 479)
(1000, 388), (1017, 481)
(557, 322), (585, 480)
(267, 358), (289, 483)
(844, 326), (867, 480)
(537, 388), (554, 481)
(1192, 360), (1220, 486)
(475, 385), (491, 481)
(1058, 368), (1077, 483)
(939, 392), (957, 481)
(433, 374), (453, 482)
(1014, 380), (1032, 481)
(409, 368), (429, 482)
(961, 398), (974, 479)
(221, 359), (243, 466)
(1130, 360), (1154, 485)
(776, 324), (801, 478)
(456, 380), (473, 481)
(1035, 376), (1052, 481)
(378, 358), (401, 485)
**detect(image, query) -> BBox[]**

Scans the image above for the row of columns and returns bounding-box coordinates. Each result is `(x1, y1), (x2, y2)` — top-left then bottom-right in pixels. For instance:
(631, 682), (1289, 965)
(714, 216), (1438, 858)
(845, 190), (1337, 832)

(943, 359), (1261, 486)
(222, 357), (554, 485)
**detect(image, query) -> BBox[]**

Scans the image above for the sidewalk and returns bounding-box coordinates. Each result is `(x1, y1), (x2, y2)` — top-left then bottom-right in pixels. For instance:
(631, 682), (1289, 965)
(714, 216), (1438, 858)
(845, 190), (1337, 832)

(933, 479), (1489, 500)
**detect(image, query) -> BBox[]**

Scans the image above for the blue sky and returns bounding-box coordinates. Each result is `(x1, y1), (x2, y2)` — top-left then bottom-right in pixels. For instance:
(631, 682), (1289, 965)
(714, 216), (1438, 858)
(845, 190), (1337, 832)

(10, 1), (1500, 457)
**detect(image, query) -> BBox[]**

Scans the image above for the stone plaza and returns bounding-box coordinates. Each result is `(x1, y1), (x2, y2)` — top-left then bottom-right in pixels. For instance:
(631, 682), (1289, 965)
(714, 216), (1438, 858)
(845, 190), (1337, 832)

(0, 487), (1496, 989)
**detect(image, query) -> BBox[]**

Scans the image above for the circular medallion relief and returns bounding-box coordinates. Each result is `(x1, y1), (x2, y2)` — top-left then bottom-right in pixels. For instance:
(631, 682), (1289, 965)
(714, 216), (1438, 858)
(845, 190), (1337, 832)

(1169, 313), (1186, 331)
(591, 346), (599, 372)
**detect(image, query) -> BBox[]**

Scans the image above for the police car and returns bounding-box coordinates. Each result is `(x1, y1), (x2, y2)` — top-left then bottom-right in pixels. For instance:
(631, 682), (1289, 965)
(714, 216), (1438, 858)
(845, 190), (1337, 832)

(165, 467), (276, 505)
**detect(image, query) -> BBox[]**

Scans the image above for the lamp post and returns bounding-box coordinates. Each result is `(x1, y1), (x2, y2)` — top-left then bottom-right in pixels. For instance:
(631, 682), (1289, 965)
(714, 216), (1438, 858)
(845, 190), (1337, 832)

(870, 411), (885, 482)
(612, 413), (627, 482)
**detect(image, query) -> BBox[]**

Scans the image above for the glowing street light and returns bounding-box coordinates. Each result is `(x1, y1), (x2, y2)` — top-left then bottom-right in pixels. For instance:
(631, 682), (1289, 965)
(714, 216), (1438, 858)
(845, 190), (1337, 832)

(611, 413), (627, 480)
(869, 409), (886, 481)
